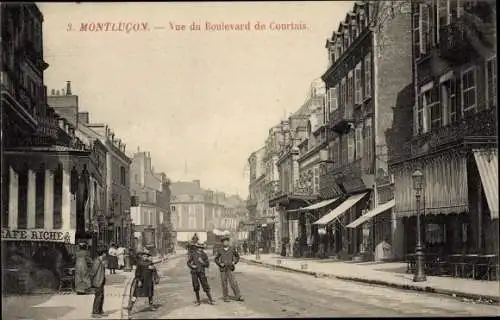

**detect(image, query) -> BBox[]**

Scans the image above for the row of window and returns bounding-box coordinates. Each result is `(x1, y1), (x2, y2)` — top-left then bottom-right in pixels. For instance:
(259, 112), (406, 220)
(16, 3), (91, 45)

(324, 52), (372, 123)
(328, 4), (369, 65)
(416, 56), (497, 135)
(413, 0), (465, 59)
(329, 118), (373, 170)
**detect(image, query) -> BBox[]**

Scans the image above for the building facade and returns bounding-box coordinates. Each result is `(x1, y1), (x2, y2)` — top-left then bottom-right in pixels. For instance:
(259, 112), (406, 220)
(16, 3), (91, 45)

(130, 150), (173, 254)
(268, 85), (320, 256)
(47, 84), (109, 252)
(314, 1), (414, 260)
(389, 0), (497, 258)
(170, 180), (208, 243)
(87, 123), (132, 247)
(1, 3), (104, 268)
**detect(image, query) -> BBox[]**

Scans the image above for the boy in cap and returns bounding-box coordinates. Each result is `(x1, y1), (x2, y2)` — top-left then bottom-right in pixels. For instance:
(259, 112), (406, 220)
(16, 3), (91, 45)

(187, 241), (215, 305)
(91, 246), (107, 317)
(214, 236), (244, 302)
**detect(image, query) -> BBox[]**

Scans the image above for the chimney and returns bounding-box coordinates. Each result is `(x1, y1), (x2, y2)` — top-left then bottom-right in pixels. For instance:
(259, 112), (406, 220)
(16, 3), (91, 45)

(78, 112), (89, 124)
(66, 81), (72, 95)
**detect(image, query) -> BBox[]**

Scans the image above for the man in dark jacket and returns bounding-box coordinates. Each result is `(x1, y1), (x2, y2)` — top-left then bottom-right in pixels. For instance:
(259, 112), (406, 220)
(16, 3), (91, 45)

(187, 241), (215, 305)
(91, 247), (107, 317)
(214, 236), (244, 302)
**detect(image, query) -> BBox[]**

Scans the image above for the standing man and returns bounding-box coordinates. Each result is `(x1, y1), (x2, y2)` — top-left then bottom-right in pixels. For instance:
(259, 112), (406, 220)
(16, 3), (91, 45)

(242, 241), (248, 255)
(187, 241), (215, 306)
(214, 236), (244, 302)
(91, 247), (107, 317)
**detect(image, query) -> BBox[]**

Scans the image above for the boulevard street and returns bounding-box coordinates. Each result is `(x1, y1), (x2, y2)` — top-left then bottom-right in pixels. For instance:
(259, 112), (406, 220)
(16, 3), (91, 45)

(131, 253), (500, 318)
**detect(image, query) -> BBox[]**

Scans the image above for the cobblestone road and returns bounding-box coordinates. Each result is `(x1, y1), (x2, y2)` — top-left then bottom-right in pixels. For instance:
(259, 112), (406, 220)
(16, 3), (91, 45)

(130, 254), (500, 319)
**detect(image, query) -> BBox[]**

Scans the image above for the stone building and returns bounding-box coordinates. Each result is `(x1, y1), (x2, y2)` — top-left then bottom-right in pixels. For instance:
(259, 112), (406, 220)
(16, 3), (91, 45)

(130, 150), (173, 254)
(313, 1), (414, 261)
(389, 0), (497, 258)
(86, 122), (131, 247)
(1, 3), (104, 271)
(170, 180), (209, 243)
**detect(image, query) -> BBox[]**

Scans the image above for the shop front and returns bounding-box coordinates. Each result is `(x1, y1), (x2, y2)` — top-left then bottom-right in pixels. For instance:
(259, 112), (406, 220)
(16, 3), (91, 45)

(287, 197), (341, 258)
(313, 191), (370, 259)
(393, 147), (498, 279)
(270, 193), (317, 257)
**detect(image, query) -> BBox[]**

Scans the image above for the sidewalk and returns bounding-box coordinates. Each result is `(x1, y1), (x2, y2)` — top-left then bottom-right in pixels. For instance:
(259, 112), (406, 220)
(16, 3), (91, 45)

(1, 253), (181, 320)
(2, 269), (134, 320)
(240, 253), (500, 304)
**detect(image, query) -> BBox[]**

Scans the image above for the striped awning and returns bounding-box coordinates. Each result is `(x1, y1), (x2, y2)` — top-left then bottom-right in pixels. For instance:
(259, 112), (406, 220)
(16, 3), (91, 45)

(346, 199), (395, 229)
(393, 152), (468, 217)
(313, 192), (368, 225)
(287, 197), (339, 212)
(474, 149), (498, 220)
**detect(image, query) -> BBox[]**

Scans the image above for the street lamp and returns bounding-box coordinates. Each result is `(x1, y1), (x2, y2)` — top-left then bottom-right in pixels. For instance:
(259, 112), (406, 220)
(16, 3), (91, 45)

(412, 169), (426, 282)
(255, 224), (261, 260)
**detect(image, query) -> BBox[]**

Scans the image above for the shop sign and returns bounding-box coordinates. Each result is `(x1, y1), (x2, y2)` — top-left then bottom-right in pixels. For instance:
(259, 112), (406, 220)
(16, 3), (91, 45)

(1, 228), (76, 244)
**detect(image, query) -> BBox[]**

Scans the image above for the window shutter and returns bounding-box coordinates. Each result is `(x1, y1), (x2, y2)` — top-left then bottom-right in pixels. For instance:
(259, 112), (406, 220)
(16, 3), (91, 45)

(348, 132), (355, 163)
(331, 86), (338, 111)
(420, 4), (429, 54)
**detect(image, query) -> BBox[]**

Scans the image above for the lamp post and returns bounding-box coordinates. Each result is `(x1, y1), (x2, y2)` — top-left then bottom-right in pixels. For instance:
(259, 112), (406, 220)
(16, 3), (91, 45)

(412, 169), (426, 282)
(255, 223), (261, 260)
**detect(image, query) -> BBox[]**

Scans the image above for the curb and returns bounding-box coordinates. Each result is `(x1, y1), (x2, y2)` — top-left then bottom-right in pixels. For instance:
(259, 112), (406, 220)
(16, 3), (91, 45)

(119, 275), (135, 320)
(240, 258), (500, 304)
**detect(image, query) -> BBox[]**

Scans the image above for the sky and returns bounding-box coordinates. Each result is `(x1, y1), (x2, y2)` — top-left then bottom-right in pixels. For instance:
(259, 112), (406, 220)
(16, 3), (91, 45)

(39, 1), (354, 198)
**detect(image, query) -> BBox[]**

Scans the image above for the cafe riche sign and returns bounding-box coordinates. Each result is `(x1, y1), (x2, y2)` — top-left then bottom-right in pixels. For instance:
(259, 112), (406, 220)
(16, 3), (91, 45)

(1, 228), (76, 244)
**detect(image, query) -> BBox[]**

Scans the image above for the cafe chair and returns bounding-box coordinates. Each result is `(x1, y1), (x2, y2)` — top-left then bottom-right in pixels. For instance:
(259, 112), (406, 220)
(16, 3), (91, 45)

(59, 267), (75, 292)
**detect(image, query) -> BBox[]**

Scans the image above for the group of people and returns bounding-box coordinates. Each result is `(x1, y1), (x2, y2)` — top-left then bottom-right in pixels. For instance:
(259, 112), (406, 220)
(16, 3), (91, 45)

(107, 243), (128, 273)
(90, 244), (160, 318)
(187, 235), (244, 305)
(80, 234), (246, 317)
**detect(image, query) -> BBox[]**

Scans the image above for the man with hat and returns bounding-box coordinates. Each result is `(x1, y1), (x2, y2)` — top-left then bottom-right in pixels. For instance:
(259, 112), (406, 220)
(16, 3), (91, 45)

(125, 250), (158, 313)
(187, 241), (215, 306)
(214, 235), (244, 302)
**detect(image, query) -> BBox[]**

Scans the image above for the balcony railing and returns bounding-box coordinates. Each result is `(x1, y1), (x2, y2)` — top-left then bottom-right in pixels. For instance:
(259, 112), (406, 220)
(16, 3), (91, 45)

(439, 19), (472, 63)
(1, 70), (36, 117)
(330, 105), (355, 134)
(390, 107), (497, 163)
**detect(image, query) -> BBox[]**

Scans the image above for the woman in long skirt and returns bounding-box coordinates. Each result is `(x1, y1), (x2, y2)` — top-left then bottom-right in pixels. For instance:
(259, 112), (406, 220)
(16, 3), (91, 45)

(125, 251), (158, 312)
(108, 244), (119, 274)
(74, 242), (92, 294)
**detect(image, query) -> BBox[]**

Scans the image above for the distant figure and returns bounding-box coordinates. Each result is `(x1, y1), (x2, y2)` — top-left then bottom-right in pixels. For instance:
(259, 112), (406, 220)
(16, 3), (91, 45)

(214, 236), (244, 302)
(75, 242), (92, 294)
(192, 233), (199, 244)
(187, 241), (214, 306)
(116, 244), (125, 270)
(91, 247), (107, 317)
(242, 241), (248, 255)
(108, 243), (118, 274)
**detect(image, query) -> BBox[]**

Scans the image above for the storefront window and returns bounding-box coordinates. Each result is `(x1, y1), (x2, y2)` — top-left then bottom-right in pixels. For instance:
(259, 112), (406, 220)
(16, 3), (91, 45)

(425, 223), (445, 244)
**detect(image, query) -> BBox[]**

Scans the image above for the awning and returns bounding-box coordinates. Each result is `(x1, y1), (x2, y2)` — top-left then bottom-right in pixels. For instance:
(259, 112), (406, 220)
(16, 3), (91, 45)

(474, 149), (498, 219)
(393, 151), (468, 217)
(313, 192), (368, 225)
(346, 199), (395, 228)
(287, 197), (339, 212)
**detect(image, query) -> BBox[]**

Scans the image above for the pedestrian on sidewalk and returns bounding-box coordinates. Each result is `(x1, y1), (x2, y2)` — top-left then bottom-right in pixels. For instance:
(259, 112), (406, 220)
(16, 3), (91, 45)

(125, 251), (158, 312)
(187, 241), (215, 306)
(242, 241), (248, 255)
(75, 242), (92, 295)
(116, 244), (125, 270)
(107, 243), (118, 274)
(90, 247), (107, 317)
(214, 236), (244, 302)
